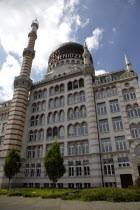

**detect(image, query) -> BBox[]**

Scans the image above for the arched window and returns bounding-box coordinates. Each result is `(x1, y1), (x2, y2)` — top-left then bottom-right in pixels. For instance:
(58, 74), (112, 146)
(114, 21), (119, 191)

(32, 103), (36, 112)
(74, 93), (79, 103)
(36, 102), (40, 111)
(41, 101), (46, 111)
(68, 94), (73, 104)
(68, 108), (73, 120)
(59, 110), (64, 121)
(34, 130), (38, 141)
(59, 126), (64, 138)
(106, 88), (111, 97)
(60, 96), (64, 106)
(81, 122), (88, 135)
(79, 78), (84, 87)
(40, 114), (45, 125)
(48, 113), (53, 123)
(68, 81), (72, 90)
(49, 87), (54, 96)
(55, 85), (59, 94)
(43, 89), (47, 97)
(60, 84), (64, 92)
(130, 88), (136, 99)
(49, 99), (54, 109)
(35, 115), (39, 126)
(130, 124), (139, 138)
(111, 87), (117, 95)
(30, 116), (34, 126)
(29, 131), (33, 141)
(33, 92), (37, 100)
(68, 125), (74, 137)
(133, 104), (140, 117)
(53, 127), (58, 139)
(126, 105), (133, 118)
(80, 91), (85, 102)
(47, 128), (52, 139)
(75, 123), (81, 136)
(39, 129), (44, 141)
(54, 98), (60, 107)
(73, 80), (78, 89)
(134, 144), (140, 156)
(38, 90), (43, 99)
(74, 107), (80, 118)
(123, 89), (129, 101)
(81, 106), (86, 117)
(54, 112), (59, 123)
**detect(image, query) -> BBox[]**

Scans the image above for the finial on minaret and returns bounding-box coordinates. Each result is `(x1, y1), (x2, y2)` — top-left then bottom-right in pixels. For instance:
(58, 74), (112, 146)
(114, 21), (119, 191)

(124, 52), (133, 72)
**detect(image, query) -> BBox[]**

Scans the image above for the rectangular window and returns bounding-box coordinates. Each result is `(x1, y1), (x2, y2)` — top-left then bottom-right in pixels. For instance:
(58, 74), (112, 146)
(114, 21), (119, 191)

(99, 119), (109, 132)
(27, 147), (32, 158)
(68, 161), (74, 176)
(75, 142), (82, 155)
(68, 143), (74, 155)
(83, 160), (90, 176)
(25, 164), (30, 177)
(0, 136), (4, 145)
(36, 163), (41, 177)
(97, 103), (107, 115)
(109, 100), (119, 112)
(131, 127), (139, 138)
(100, 138), (112, 152)
(76, 161), (82, 176)
(82, 141), (89, 154)
(115, 136), (127, 151)
(118, 157), (130, 167)
(112, 117), (123, 131)
(59, 143), (64, 156)
(103, 159), (114, 175)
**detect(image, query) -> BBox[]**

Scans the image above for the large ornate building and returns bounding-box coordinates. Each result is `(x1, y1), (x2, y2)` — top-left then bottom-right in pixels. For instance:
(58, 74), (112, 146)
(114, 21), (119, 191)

(0, 20), (140, 188)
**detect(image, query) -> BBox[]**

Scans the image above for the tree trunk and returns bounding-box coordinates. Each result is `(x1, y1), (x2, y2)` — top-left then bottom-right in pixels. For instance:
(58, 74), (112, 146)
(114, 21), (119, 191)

(9, 178), (11, 189)
(53, 181), (55, 194)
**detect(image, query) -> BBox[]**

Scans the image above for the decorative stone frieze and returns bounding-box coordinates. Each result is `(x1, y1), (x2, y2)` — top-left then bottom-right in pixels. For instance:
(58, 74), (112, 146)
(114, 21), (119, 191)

(14, 75), (32, 90)
(23, 47), (35, 58)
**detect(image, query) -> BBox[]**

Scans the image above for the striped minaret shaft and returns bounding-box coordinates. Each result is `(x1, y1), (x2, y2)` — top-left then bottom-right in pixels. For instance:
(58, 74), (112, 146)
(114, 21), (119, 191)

(83, 41), (103, 187)
(2, 19), (39, 157)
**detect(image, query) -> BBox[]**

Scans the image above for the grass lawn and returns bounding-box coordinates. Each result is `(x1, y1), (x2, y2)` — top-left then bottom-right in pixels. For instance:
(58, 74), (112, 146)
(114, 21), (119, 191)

(0, 187), (140, 202)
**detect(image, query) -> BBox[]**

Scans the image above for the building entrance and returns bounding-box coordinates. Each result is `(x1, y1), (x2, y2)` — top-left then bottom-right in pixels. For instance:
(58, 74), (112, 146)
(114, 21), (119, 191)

(120, 174), (133, 188)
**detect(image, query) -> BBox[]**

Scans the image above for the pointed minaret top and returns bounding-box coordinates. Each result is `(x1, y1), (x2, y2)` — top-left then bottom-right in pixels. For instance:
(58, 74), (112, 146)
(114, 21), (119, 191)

(124, 52), (133, 72)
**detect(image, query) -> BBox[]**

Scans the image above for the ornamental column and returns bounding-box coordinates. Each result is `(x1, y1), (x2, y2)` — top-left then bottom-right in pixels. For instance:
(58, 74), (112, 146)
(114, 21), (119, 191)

(83, 41), (103, 187)
(2, 19), (39, 157)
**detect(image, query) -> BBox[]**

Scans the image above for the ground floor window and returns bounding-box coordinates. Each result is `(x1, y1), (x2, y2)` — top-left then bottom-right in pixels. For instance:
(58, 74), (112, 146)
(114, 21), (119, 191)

(84, 183), (90, 188)
(105, 182), (116, 187)
(58, 183), (63, 188)
(68, 183), (74, 188)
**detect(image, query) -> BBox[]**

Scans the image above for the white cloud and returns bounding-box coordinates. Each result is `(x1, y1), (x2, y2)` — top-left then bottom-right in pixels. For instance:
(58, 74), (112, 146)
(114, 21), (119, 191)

(112, 27), (116, 33)
(0, 55), (20, 101)
(95, 70), (108, 76)
(128, 0), (136, 6)
(86, 28), (103, 50)
(0, 0), (91, 101)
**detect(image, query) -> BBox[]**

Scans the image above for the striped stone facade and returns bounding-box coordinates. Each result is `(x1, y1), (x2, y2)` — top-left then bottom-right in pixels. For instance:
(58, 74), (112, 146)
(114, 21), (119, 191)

(0, 23), (140, 188)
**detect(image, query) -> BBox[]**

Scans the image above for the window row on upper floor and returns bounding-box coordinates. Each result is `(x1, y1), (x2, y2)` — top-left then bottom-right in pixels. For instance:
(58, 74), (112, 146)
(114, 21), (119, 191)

(48, 96), (64, 109)
(97, 100), (120, 115)
(48, 110), (64, 124)
(33, 89), (47, 100)
(67, 122), (88, 137)
(27, 145), (43, 158)
(68, 91), (85, 105)
(67, 78), (84, 91)
(32, 101), (46, 113)
(67, 106), (86, 120)
(29, 129), (44, 142)
(100, 136), (127, 153)
(95, 87), (117, 99)
(99, 117), (123, 133)
(126, 104), (140, 118)
(122, 88), (136, 101)
(49, 84), (64, 96)
(30, 114), (45, 127)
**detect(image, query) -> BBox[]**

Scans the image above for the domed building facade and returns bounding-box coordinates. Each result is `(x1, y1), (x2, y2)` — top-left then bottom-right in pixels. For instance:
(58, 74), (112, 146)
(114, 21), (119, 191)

(0, 20), (140, 189)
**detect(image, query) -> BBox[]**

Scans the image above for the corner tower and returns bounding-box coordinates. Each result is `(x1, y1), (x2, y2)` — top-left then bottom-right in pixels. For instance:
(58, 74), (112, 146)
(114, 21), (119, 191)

(2, 19), (39, 157)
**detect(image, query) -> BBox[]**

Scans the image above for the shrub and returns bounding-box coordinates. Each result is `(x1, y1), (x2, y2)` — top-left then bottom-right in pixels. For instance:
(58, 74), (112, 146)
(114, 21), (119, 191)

(135, 176), (140, 189)
(8, 192), (23, 196)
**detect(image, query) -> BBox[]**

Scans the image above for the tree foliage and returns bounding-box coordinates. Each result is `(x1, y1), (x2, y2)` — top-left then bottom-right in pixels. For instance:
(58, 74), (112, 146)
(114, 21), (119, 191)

(44, 142), (66, 193)
(4, 148), (22, 188)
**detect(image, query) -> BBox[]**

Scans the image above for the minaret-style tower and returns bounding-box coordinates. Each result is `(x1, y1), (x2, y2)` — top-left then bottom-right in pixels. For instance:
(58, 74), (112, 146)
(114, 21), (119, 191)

(82, 40), (103, 187)
(2, 19), (39, 157)
(124, 52), (133, 72)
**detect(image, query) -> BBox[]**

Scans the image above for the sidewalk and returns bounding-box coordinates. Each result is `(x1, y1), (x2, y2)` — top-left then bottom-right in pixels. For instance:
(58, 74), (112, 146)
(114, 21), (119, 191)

(0, 195), (140, 210)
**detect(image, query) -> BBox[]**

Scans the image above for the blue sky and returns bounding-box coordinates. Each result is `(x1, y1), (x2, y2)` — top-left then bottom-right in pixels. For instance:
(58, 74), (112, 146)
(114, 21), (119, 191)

(0, 0), (139, 102)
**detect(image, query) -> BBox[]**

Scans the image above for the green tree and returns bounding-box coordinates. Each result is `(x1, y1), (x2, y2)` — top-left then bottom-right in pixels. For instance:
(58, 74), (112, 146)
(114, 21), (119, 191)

(44, 142), (66, 193)
(4, 148), (22, 188)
